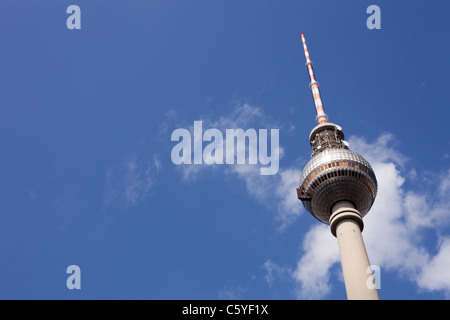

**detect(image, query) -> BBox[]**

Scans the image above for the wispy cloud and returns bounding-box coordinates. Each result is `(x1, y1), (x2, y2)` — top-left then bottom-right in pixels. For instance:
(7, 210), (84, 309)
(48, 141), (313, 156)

(173, 103), (276, 181)
(103, 154), (162, 209)
(262, 259), (293, 288)
(226, 164), (302, 230)
(169, 103), (303, 228)
(218, 284), (246, 300)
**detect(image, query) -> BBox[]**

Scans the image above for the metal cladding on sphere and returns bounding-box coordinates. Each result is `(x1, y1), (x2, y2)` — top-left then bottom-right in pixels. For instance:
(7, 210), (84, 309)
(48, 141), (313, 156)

(297, 125), (378, 224)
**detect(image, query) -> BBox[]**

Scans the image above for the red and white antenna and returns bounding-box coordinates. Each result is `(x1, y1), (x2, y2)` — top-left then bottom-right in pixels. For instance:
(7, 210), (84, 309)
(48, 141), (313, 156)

(301, 33), (328, 124)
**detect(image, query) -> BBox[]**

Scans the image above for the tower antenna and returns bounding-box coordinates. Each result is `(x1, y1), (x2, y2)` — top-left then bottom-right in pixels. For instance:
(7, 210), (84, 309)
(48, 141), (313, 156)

(300, 33), (328, 124)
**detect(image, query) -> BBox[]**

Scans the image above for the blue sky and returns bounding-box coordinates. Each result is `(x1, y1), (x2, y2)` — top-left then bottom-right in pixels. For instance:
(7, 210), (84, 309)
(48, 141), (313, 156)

(0, 0), (449, 300)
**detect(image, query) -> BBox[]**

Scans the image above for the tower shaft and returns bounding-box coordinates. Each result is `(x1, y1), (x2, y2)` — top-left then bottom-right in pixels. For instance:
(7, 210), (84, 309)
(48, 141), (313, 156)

(330, 201), (379, 300)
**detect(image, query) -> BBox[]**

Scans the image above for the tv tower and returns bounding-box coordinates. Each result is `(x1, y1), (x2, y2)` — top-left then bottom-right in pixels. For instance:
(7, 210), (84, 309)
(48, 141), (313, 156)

(297, 34), (379, 300)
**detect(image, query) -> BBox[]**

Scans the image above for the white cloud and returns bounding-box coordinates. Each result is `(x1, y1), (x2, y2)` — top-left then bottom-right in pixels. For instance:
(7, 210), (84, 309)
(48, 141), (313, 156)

(290, 134), (450, 298)
(292, 224), (339, 299)
(274, 168), (303, 227)
(417, 238), (450, 295)
(361, 161), (430, 278)
(348, 134), (406, 166)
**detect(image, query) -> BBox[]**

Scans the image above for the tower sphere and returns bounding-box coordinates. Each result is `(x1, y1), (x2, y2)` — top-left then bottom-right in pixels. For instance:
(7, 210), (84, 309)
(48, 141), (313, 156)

(297, 123), (378, 224)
